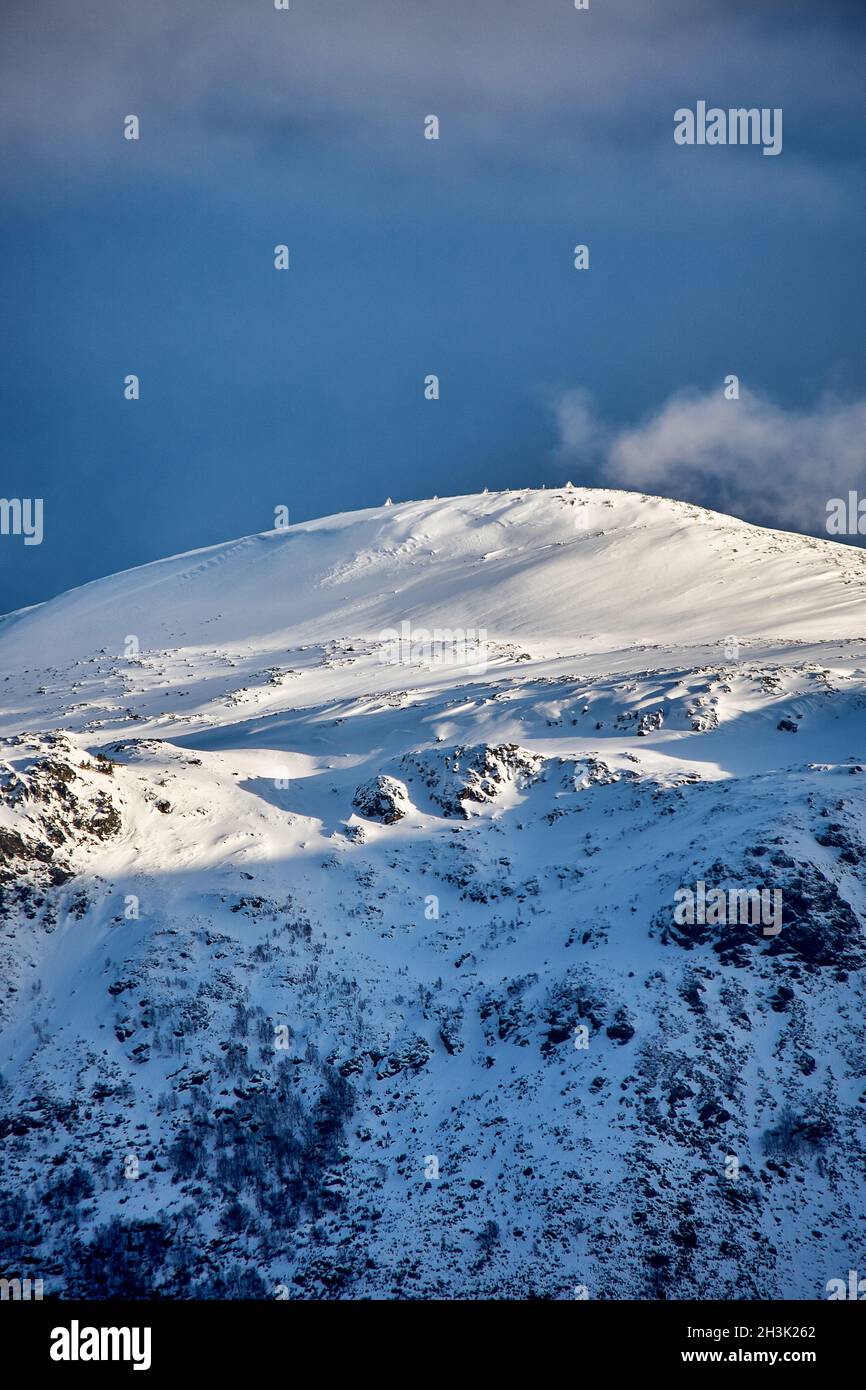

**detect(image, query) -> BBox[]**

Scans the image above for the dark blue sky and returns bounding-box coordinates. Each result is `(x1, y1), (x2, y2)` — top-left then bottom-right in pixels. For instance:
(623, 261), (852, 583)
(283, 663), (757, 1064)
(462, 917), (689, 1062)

(2, 0), (865, 613)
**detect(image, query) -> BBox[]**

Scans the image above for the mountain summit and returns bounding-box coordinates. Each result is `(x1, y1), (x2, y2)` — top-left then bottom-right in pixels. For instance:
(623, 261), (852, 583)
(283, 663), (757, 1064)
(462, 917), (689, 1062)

(2, 489), (863, 671)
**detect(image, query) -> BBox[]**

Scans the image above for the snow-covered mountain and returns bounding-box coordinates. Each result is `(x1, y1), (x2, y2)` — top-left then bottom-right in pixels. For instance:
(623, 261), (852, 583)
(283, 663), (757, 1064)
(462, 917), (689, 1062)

(1, 487), (865, 1299)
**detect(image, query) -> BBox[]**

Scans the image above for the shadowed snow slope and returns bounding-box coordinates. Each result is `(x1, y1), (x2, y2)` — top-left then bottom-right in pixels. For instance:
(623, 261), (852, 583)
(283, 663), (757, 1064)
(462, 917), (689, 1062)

(0, 489), (865, 1300)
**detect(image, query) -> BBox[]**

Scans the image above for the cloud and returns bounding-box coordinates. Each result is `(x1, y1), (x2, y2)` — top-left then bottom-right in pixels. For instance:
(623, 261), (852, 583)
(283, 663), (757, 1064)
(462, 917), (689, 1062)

(555, 385), (866, 537)
(554, 387), (609, 458)
(2, 0), (865, 183)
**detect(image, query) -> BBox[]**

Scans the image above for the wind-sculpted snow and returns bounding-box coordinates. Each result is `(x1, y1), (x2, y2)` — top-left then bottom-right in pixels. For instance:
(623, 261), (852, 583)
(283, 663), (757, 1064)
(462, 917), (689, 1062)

(0, 489), (865, 1299)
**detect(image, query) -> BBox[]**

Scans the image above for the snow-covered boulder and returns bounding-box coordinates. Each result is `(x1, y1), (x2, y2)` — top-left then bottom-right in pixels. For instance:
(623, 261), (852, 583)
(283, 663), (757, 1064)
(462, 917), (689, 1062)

(351, 773), (411, 824)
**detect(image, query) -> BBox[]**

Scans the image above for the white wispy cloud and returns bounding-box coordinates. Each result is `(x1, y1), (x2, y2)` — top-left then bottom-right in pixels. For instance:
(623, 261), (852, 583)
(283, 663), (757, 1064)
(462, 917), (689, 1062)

(555, 385), (866, 536)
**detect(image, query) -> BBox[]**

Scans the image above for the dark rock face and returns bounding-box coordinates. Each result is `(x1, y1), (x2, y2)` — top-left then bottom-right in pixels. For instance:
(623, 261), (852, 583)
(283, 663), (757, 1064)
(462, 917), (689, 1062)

(400, 743), (543, 818)
(1, 735), (121, 842)
(0, 735), (122, 913)
(0, 734), (126, 1028)
(766, 860), (865, 969)
(606, 1009), (636, 1044)
(661, 854), (866, 971)
(352, 774), (411, 824)
(375, 1036), (432, 1079)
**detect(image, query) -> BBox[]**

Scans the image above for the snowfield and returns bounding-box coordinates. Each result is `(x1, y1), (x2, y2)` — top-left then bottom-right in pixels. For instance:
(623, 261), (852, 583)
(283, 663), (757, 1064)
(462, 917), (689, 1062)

(1, 487), (865, 1299)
